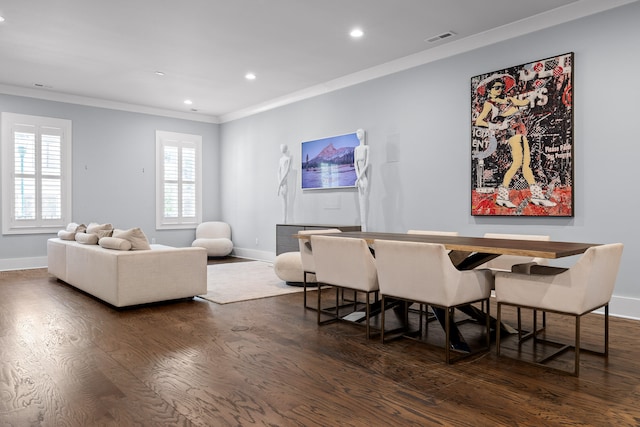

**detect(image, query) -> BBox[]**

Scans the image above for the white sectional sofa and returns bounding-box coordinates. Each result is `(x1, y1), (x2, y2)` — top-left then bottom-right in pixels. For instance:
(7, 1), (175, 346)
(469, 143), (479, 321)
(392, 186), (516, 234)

(47, 238), (207, 308)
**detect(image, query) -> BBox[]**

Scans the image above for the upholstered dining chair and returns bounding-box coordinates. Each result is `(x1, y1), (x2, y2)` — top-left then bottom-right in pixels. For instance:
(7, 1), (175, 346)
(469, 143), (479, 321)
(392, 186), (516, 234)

(298, 228), (341, 310)
(406, 231), (459, 321)
(310, 235), (379, 339)
(477, 232), (551, 333)
(374, 239), (493, 363)
(494, 243), (623, 376)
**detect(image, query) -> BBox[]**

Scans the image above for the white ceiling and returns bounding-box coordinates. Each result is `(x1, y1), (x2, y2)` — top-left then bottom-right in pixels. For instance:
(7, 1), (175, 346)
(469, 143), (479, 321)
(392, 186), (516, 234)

(0, 0), (635, 122)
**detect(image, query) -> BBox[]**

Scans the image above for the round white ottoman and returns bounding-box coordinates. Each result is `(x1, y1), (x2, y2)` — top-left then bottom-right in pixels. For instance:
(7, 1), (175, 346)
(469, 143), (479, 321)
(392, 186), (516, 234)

(274, 252), (316, 286)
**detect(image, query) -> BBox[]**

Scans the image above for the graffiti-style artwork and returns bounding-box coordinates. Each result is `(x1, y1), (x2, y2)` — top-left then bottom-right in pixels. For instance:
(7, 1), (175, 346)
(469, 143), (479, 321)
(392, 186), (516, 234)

(471, 53), (574, 217)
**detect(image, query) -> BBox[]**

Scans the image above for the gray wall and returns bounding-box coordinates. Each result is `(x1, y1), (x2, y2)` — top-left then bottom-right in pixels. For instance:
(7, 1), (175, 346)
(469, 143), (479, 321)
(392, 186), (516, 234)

(220, 2), (640, 315)
(0, 94), (220, 260)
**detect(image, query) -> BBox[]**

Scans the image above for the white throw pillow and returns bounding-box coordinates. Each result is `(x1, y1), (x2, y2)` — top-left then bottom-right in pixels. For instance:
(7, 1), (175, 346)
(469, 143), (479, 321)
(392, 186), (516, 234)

(58, 222), (87, 240)
(98, 237), (132, 251)
(66, 222), (87, 233)
(75, 233), (99, 245)
(86, 222), (114, 238)
(112, 228), (151, 250)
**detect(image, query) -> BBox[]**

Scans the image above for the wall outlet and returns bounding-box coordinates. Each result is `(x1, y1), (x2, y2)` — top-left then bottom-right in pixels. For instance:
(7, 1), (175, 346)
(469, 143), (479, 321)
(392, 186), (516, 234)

(151, 238), (156, 244)
(255, 238), (259, 246)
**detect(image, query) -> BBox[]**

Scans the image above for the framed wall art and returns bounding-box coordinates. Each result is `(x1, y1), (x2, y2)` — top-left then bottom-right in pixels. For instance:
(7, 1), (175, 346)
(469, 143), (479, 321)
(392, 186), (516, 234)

(470, 52), (574, 217)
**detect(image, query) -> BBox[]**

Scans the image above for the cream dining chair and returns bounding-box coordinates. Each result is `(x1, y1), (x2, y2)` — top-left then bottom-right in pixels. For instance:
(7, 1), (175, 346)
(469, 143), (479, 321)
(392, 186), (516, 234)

(310, 235), (379, 339)
(375, 239), (493, 363)
(478, 232), (551, 335)
(406, 231), (459, 322)
(495, 243), (623, 376)
(298, 228), (342, 310)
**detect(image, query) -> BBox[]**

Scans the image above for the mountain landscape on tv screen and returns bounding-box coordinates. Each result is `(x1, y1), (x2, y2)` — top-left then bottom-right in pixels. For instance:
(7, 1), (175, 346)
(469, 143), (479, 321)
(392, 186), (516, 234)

(304, 143), (354, 169)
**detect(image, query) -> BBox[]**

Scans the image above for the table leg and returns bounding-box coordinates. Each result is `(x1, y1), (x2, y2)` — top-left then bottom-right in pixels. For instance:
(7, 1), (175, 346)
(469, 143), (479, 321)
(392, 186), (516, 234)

(450, 251), (500, 270)
(431, 308), (471, 352)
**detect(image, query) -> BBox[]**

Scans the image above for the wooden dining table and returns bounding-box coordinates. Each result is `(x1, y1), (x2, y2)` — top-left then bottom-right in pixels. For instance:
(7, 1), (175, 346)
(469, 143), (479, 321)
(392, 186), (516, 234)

(295, 231), (600, 351)
(295, 230), (599, 269)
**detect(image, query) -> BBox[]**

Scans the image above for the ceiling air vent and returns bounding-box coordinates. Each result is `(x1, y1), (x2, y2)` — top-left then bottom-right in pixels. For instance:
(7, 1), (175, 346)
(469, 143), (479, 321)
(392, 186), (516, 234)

(425, 31), (456, 43)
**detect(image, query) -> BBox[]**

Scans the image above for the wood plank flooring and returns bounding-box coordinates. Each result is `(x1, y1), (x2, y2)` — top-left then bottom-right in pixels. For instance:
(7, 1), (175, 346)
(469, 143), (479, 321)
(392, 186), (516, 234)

(1, 263), (640, 426)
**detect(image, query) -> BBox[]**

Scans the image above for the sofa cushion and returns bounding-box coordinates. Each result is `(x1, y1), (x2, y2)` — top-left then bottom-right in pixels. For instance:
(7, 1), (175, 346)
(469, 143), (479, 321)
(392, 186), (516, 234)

(99, 237), (132, 251)
(87, 222), (114, 239)
(75, 233), (99, 245)
(57, 230), (77, 240)
(113, 227), (151, 250)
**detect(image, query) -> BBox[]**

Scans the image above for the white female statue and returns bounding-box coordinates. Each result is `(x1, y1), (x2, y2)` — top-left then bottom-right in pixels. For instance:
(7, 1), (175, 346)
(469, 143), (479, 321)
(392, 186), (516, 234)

(354, 129), (369, 231)
(277, 144), (292, 223)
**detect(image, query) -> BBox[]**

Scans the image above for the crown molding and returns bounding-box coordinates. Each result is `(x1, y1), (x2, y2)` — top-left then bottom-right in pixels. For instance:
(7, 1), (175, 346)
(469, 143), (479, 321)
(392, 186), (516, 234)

(0, 84), (220, 124)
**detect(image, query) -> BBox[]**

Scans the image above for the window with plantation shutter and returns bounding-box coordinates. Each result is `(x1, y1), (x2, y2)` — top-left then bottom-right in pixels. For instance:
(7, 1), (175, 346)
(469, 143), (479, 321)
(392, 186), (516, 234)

(156, 131), (202, 229)
(1, 113), (72, 234)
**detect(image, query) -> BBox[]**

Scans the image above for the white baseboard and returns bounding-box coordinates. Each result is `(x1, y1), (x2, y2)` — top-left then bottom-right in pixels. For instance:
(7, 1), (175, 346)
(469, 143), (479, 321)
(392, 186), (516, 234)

(0, 256), (47, 271)
(231, 248), (276, 263)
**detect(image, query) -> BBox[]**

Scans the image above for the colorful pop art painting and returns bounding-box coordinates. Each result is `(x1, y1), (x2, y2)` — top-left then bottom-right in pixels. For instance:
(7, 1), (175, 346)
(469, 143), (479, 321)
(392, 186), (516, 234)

(471, 53), (574, 217)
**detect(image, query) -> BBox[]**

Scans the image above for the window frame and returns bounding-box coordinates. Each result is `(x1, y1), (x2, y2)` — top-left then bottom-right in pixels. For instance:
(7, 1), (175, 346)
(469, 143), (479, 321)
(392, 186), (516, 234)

(155, 130), (202, 230)
(1, 112), (72, 235)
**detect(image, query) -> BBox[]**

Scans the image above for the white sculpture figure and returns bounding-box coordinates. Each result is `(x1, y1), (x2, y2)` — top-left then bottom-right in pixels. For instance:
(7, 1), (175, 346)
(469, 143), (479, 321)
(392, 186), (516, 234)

(277, 144), (292, 223)
(354, 129), (369, 231)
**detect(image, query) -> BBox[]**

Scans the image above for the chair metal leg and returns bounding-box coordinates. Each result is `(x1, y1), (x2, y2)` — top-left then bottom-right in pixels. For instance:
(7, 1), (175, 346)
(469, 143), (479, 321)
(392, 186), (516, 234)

(604, 304), (609, 356)
(316, 281), (322, 324)
(303, 271), (313, 310)
(365, 297), (371, 339)
(574, 315), (580, 376)
(496, 303), (502, 356)
(485, 298), (491, 350)
(381, 295), (386, 343)
(403, 301), (409, 329)
(498, 302), (612, 376)
(317, 284), (339, 325)
(445, 307), (451, 364)
(425, 304), (431, 336)
(516, 307), (546, 343)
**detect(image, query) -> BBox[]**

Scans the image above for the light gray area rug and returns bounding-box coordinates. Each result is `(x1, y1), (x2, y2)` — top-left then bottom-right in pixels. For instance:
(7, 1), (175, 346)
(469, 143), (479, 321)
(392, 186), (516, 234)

(198, 261), (304, 304)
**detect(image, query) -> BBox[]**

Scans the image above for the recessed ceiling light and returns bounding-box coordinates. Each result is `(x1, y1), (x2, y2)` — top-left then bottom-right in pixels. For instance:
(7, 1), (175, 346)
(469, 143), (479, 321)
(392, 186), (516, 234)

(154, 71), (165, 76)
(245, 73), (256, 80)
(0, 16), (5, 23)
(184, 99), (193, 105)
(350, 28), (364, 38)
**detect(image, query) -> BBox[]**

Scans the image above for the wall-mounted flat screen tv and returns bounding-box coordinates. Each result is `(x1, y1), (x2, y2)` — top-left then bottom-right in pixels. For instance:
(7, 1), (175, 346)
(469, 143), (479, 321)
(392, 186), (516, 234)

(301, 132), (359, 190)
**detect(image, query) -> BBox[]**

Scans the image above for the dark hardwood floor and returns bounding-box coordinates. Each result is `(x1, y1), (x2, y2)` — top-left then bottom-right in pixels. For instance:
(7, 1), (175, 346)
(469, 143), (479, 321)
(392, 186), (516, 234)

(1, 263), (640, 426)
